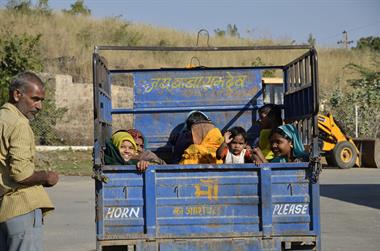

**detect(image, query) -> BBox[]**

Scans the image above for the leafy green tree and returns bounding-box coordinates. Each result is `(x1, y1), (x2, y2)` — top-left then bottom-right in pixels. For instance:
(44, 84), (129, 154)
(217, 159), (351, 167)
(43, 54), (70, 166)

(327, 59), (380, 138)
(227, 24), (240, 38)
(5, 0), (32, 13)
(355, 36), (380, 52)
(0, 33), (43, 103)
(0, 33), (67, 144)
(5, 0), (51, 15)
(214, 24), (240, 38)
(63, 0), (91, 16)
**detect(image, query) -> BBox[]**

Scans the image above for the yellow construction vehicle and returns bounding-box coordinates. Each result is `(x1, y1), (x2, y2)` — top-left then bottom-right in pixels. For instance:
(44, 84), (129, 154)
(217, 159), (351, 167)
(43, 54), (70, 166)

(262, 77), (379, 169)
(318, 113), (360, 169)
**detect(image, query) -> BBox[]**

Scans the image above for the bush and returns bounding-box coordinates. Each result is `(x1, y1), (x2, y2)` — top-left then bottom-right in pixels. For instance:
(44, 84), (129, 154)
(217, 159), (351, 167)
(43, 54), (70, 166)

(0, 32), (67, 144)
(326, 58), (380, 138)
(0, 32), (43, 104)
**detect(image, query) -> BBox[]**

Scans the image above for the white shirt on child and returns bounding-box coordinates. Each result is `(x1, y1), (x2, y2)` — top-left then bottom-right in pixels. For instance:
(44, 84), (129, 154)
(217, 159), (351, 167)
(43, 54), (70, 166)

(225, 149), (247, 164)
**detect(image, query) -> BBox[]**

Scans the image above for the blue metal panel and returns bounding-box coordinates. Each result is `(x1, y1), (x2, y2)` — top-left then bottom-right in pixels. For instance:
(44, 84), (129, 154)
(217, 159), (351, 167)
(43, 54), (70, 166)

(270, 165), (315, 236)
(97, 164), (318, 239)
(144, 169), (157, 236)
(155, 168), (260, 236)
(123, 69), (263, 151)
(260, 167), (273, 237)
(100, 169), (145, 238)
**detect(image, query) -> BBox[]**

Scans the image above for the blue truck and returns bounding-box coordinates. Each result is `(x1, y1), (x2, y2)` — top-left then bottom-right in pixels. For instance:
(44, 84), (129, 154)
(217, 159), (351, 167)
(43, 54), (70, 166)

(93, 45), (321, 251)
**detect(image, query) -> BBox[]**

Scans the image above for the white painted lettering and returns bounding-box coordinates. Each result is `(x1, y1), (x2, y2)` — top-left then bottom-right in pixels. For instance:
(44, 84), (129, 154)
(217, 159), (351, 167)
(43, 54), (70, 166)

(114, 208), (122, 218)
(278, 204), (283, 215)
(273, 204), (309, 215)
(105, 208), (115, 219)
(130, 208), (140, 218)
(283, 204), (289, 214)
(301, 205), (308, 214)
(294, 204), (302, 214)
(288, 204), (295, 214)
(273, 204), (280, 214)
(121, 208), (130, 218)
(105, 207), (141, 219)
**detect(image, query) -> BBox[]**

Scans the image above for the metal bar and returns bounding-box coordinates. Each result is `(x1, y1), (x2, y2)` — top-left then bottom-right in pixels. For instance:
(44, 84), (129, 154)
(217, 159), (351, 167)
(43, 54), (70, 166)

(111, 104), (261, 114)
(260, 167), (273, 238)
(144, 169), (157, 236)
(101, 162), (308, 172)
(95, 45), (312, 52)
(109, 65), (284, 74)
(283, 49), (313, 70)
(310, 180), (321, 251)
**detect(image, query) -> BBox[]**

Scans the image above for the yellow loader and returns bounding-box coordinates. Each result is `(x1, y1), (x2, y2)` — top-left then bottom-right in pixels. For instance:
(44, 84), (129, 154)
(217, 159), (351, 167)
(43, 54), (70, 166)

(318, 113), (360, 169)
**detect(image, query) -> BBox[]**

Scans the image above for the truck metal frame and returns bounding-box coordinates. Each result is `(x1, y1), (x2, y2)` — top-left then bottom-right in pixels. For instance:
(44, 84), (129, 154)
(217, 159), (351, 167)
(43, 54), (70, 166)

(93, 45), (321, 251)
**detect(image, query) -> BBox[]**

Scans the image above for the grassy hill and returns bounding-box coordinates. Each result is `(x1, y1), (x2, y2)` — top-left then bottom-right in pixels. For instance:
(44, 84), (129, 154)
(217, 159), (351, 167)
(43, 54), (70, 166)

(0, 9), (376, 91)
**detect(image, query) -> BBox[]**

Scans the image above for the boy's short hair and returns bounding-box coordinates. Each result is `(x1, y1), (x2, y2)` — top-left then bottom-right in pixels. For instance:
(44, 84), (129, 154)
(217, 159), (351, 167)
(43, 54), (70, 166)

(228, 126), (248, 143)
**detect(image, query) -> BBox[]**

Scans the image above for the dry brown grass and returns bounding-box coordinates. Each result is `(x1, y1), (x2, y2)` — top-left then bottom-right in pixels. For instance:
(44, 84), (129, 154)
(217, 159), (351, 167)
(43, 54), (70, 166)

(0, 10), (375, 89)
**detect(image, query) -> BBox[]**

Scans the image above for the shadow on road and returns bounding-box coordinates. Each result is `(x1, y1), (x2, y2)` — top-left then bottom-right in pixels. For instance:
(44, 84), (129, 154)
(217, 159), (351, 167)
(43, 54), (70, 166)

(320, 184), (380, 210)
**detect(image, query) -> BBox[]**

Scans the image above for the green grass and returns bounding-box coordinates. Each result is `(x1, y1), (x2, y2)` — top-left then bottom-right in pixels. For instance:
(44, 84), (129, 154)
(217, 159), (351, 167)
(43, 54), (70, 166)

(35, 150), (92, 176)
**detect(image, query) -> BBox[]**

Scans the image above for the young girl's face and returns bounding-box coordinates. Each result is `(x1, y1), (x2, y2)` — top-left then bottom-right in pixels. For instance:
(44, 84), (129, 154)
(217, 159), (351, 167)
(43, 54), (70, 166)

(270, 132), (292, 157)
(119, 140), (136, 161)
(228, 134), (246, 155)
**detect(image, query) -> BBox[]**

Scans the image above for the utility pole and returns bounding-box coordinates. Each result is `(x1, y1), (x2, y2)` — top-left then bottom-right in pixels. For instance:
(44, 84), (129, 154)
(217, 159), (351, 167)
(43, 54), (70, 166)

(337, 30), (354, 49)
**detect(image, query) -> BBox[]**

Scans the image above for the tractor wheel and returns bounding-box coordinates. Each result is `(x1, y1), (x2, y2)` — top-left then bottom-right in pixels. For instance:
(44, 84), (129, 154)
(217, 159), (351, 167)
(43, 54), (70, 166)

(331, 141), (357, 169)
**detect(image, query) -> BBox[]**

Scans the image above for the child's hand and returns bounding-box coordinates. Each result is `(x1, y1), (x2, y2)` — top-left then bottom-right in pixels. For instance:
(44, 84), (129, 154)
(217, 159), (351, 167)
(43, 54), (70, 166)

(251, 147), (267, 164)
(136, 160), (149, 172)
(223, 131), (233, 144)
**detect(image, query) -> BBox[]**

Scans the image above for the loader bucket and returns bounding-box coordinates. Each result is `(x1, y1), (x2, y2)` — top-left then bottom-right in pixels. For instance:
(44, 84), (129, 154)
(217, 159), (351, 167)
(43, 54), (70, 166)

(354, 138), (380, 168)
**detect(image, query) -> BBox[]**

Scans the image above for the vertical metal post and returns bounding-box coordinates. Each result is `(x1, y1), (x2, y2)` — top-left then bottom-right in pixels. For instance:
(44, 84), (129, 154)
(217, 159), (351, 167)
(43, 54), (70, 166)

(355, 105), (359, 138)
(260, 167), (272, 238)
(144, 169), (157, 236)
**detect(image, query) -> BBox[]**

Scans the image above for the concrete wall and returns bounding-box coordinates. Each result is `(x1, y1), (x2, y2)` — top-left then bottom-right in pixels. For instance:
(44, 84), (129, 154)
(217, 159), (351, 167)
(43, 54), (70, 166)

(53, 75), (133, 145)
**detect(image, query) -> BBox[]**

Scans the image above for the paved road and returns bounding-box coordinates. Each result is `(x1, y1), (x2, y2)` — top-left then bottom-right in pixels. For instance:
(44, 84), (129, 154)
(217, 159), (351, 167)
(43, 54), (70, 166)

(44, 168), (380, 251)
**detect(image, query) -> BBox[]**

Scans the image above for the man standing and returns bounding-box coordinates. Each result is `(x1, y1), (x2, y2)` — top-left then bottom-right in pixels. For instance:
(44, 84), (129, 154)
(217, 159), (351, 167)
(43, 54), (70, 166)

(0, 72), (59, 251)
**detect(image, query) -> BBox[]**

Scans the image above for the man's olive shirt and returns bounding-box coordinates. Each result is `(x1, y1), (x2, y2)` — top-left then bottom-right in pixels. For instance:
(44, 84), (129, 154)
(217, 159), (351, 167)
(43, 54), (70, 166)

(0, 103), (53, 222)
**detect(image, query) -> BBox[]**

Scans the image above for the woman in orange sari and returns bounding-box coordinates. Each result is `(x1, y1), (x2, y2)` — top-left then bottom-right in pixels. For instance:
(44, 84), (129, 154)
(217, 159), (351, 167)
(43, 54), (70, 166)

(179, 111), (224, 164)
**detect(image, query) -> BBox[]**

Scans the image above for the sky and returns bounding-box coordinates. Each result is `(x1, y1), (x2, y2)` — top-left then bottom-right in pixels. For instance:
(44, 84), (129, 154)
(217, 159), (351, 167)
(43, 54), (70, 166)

(2, 0), (380, 47)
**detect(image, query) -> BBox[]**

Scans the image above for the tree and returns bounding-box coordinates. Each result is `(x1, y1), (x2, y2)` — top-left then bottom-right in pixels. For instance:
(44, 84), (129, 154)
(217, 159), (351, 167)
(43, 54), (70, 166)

(5, 0), (51, 15)
(5, 0), (32, 13)
(227, 24), (240, 38)
(63, 0), (91, 16)
(327, 59), (380, 138)
(355, 36), (380, 52)
(0, 33), (43, 103)
(307, 33), (316, 46)
(0, 33), (67, 144)
(214, 24), (240, 38)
